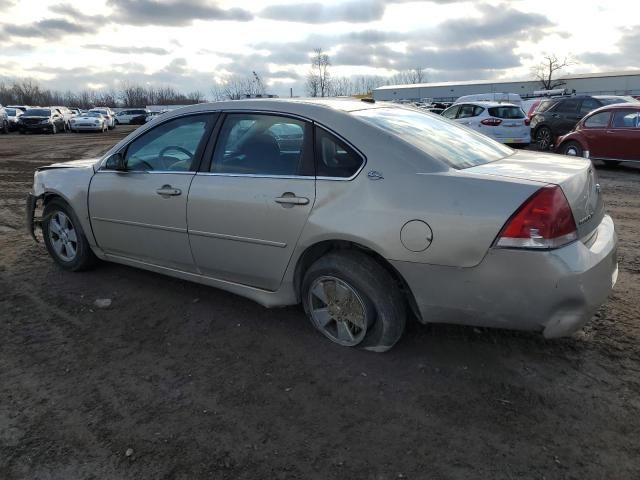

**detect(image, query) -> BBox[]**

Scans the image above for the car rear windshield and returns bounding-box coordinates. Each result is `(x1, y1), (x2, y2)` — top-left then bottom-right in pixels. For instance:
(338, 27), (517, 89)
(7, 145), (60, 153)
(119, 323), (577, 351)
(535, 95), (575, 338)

(24, 109), (50, 116)
(6, 108), (17, 116)
(353, 107), (512, 169)
(488, 106), (525, 119)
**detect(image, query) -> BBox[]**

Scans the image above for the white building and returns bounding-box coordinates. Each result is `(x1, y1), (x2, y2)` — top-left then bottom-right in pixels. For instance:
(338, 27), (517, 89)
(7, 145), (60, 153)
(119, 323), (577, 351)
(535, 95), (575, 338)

(373, 70), (640, 102)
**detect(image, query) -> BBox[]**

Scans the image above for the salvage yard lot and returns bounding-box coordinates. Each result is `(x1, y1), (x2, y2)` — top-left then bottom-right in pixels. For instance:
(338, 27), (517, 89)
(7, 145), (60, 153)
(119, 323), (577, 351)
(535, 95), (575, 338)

(1, 129), (639, 479)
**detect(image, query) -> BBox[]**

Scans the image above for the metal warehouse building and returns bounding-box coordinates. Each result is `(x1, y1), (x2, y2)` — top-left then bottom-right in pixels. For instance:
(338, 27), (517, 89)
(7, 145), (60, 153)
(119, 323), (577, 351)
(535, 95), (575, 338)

(373, 70), (640, 102)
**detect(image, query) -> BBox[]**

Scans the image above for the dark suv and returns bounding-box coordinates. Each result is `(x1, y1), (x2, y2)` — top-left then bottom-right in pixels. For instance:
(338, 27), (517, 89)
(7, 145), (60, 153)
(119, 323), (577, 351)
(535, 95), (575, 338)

(529, 96), (605, 150)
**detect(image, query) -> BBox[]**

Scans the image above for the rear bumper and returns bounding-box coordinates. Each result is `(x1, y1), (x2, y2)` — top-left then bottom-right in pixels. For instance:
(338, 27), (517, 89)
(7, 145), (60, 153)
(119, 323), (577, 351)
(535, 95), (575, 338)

(392, 214), (618, 337)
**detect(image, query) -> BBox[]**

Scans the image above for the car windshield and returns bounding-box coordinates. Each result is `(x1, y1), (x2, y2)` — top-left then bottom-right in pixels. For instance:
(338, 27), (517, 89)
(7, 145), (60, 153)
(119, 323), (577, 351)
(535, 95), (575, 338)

(534, 100), (554, 113)
(488, 106), (525, 119)
(87, 112), (102, 118)
(92, 110), (108, 115)
(24, 109), (50, 116)
(353, 107), (512, 169)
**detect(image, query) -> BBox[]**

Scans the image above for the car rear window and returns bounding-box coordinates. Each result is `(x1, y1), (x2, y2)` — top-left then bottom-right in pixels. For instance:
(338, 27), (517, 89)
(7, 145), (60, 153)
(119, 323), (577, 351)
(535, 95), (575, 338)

(353, 107), (512, 169)
(488, 106), (525, 119)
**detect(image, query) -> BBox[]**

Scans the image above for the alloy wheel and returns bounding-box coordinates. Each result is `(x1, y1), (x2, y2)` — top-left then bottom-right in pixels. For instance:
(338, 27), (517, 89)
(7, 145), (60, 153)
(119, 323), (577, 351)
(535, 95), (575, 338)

(48, 211), (78, 262)
(536, 128), (551, 150)
(308, 276), (368, 346)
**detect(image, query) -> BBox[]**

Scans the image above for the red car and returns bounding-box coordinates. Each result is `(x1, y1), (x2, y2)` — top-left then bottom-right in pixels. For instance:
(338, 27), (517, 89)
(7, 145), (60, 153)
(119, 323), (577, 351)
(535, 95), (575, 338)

(556, 104), (640, 165)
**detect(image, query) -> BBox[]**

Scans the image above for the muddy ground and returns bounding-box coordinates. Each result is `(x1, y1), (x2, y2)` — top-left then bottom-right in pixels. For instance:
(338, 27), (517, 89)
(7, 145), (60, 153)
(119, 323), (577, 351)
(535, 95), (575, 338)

(0, 128), (639, 480)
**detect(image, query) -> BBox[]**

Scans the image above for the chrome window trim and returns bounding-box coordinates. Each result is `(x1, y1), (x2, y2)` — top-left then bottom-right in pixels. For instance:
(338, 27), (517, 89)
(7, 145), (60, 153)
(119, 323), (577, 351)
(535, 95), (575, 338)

(196, 172), (314, 180)
(96, 170), (195, 175)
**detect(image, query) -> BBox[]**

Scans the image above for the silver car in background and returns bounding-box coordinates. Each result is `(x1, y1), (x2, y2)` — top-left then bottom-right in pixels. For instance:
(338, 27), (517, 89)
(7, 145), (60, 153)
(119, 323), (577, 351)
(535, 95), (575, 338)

(26, 99), (617, 352)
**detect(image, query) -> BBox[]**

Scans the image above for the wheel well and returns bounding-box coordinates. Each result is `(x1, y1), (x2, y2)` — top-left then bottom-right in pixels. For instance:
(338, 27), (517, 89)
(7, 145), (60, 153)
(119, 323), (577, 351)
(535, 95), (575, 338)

(293, 240), (422, 322)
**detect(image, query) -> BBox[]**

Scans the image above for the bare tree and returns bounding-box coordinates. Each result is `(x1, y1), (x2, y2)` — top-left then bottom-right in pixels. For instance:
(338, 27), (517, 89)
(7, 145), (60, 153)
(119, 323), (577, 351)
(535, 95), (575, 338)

(329, 77), (354, 97)
(389, 67), (428, 85)
(532, 55), (574, 90)
(212, 72), (267, 100)
(307, 48), (331, 97)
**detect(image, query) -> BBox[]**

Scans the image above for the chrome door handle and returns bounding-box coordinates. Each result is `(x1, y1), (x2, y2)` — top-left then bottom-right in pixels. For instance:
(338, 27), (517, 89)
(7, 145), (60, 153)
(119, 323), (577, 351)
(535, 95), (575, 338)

(156, 185), (182, 196)
(275, 195), (309, 206)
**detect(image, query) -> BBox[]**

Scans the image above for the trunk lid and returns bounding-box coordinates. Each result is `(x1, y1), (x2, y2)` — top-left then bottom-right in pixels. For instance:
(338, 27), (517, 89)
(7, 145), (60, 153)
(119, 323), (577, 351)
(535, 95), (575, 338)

(466, 150), (604, 240)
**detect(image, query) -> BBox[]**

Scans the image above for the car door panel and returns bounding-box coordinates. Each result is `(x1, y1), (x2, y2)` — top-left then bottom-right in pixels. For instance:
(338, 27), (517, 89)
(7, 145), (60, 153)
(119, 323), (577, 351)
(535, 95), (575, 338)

(89, 172), (197, 271)
(580, 111), (611, 158)
(88, 113), (217, 272)
(188, 175), (315, 289)
(187, 113), (315, 291)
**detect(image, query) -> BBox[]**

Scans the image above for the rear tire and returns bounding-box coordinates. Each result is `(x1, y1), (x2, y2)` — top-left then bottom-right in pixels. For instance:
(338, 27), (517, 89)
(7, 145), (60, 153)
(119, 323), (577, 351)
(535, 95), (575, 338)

(560, 141), (583, 157)
(535, 126), (552, 150)
(42, 199), (98, 272)
(302, 251), (406, 352)
(1, 120), (8, 134)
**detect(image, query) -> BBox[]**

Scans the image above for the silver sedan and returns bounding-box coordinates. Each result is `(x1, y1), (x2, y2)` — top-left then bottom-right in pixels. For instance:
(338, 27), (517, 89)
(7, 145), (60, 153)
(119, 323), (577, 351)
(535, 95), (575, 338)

(26, 99), (618, 352)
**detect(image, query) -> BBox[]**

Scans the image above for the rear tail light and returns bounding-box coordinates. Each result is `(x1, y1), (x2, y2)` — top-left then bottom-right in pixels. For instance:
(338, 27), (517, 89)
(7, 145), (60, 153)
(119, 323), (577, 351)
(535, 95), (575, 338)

(524, 118), (530, 126)
(481, 118), (502, 126)
(495, 185), (577, 249)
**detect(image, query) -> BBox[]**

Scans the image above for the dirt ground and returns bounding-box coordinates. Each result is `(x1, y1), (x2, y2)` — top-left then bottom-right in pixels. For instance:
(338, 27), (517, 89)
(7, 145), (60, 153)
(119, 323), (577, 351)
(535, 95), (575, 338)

(0, 127), (639, 480)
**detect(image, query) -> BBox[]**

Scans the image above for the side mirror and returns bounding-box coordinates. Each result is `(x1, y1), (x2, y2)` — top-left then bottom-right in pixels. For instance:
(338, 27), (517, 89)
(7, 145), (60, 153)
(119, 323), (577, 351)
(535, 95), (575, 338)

(104, 153), (127, 171)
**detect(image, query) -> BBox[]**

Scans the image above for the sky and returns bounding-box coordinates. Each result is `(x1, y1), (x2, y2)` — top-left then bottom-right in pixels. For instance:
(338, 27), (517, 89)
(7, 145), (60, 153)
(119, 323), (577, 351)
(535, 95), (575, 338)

(1, 0), (639, 98)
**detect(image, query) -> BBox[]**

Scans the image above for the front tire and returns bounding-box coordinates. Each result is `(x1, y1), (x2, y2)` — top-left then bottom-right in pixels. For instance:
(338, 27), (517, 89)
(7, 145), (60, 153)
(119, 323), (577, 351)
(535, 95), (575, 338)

(1, 120), (8, 134)
(50, 123), (57, 135)
(42, 199), (98, 271)
(560, 141), (583, 157)
(302, 251), (406, 352)
(535, 126), (552, 150)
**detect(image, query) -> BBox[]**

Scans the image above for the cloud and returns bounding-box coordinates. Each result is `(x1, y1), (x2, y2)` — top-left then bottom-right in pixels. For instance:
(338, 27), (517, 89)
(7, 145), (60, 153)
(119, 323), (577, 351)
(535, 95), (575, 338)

(260, 0), (386, 24)
(83, 44), (171, 55)
(579, 28), (640, 68)
(3, 18), (92, 39)
(433, 4), (554, 46)
(107, 0), (253, 26)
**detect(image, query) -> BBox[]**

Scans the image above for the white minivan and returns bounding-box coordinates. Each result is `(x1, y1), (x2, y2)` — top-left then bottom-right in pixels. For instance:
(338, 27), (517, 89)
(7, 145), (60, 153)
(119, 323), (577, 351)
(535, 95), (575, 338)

(455, 93), (522, 107)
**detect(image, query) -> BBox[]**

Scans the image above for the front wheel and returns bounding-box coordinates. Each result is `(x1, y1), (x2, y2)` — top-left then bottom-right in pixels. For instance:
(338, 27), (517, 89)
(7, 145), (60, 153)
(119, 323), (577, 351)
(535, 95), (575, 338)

(50, 123), (57, 134)
(42, 199), (98, 271)
(302, 251), (406, 352)
(1, 120), (8, 134)
(535, 126), (552, 150)
(560, 141), (583, 157)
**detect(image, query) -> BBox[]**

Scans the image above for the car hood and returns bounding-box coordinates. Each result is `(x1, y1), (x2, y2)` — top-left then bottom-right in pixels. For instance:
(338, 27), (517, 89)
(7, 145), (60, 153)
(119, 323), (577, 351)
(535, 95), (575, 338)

(38, 158), (100, 171)
(466, 150), (605, 240)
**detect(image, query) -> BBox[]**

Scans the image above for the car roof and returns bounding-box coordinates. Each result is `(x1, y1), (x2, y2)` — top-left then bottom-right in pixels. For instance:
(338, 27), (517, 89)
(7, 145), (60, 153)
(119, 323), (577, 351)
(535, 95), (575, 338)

(589, 103), (640, 112)
(454, 101), (519, 108)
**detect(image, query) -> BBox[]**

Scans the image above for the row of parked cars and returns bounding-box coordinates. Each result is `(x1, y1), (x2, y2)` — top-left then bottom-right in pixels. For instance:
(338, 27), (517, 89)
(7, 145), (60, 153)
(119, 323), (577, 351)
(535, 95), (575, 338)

(0, 105), (165, 135)
(409, 93), (639, 164)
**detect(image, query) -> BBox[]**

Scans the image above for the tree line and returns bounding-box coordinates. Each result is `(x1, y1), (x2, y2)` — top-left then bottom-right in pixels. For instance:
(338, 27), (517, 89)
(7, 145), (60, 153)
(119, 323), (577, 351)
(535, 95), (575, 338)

(0, 79), (205, 108)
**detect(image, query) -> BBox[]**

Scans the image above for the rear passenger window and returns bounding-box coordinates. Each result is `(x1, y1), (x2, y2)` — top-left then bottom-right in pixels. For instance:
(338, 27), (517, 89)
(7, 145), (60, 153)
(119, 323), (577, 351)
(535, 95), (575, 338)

(315, 128), (364, 178)
(612, 111), (640, 128)
(584, 112), (610, 128)
(211, 114), (313, 176)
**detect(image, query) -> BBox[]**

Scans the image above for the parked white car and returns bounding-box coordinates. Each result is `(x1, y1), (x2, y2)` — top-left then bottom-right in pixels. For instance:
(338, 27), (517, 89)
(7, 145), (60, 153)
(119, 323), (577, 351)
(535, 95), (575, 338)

(442, 101), (531, 147)
(115, 109), (149, 125)
(89, 108), (116, 130)
(70, 112), (108, 133)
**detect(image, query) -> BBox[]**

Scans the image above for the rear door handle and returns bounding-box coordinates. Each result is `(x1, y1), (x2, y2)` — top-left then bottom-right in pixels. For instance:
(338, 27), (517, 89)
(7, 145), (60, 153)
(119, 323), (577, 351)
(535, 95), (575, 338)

(156, 185), (182, 196)
(275, 195), (309, 206)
